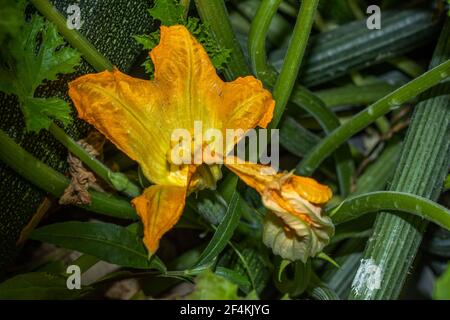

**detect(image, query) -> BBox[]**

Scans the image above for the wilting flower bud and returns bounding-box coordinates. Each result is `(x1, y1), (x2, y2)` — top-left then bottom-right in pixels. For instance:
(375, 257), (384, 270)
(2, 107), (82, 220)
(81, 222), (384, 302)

(226, 161), (334, 262)
(261, 175), (334, 262)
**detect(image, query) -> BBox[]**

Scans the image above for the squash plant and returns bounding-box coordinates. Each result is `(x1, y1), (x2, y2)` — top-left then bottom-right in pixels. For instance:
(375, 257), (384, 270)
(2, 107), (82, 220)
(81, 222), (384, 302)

(0, 0), (449, 300)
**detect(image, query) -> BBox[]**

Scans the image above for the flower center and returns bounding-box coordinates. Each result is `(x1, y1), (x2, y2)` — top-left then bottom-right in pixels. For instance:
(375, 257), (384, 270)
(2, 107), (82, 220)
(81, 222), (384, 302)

(166, 135), (222, 191)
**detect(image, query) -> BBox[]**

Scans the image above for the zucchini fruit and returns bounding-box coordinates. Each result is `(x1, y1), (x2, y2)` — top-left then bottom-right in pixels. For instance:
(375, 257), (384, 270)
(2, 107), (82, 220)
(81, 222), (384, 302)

(270, 10), (442, 87)
(0, 0), (154, 270)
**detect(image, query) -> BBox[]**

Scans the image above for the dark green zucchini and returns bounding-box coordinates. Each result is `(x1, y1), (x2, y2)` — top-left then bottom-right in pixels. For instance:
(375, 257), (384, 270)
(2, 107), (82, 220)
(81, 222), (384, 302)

(270, 10), (442, 87)
(0, 0), (154, 270)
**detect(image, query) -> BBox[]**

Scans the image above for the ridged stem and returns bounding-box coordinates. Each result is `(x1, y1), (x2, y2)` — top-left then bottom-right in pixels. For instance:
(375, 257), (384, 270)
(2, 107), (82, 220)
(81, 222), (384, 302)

(194, 0), (250, 80)
(297, 58), (450, 176)
(349, 20), (450, 300)
(0, 129), (137, 220)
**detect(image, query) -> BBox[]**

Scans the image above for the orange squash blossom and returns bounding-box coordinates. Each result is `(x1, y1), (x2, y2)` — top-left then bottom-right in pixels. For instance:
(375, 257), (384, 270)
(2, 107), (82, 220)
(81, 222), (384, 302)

(69, 25), (333, 261)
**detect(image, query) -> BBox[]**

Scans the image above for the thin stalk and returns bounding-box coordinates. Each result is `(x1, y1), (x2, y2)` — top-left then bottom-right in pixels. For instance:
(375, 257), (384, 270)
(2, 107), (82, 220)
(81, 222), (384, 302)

(389, 56), (425, 78)
(30, 0), (113, 72)
(248, 0), (282, 85)
(297, 59), (450, 176)
(314, 83), (399, 108)
(269, 0), (320, 129)
(0, 129), (137, 220)
(328, 191), (450, 229)
(49, 124), (141, 198)
(194, 0), (250, 80)
(347, 0), (365, 19)
(248, 0), (353, 195)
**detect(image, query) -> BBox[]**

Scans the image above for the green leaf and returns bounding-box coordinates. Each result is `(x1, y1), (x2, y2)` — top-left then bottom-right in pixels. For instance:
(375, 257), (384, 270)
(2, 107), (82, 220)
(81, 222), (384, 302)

(133, 34), (159, 50)
(215, 266), (252, 292)
(149, 0), (184, 26)
(22, 97), (72, 132)
(317, 252), (340, 269)
(0, 272), (91, 300)
(195, 190), (241, 268)
(185, 269), (239, 300)
(0, 13), (81, 132)
(188, 189), (227, 225)
(278, 260), (292, 282)
(434, 263), (450, 300)
(275, 259), (312, 297)
(9, 15), (80, 91)
(135, 7), (231, 77)
(30, 222), (155, 269)
(225, 243), (270, 295)
(185, 17), (231, 72)
(328, 191), (450, 230)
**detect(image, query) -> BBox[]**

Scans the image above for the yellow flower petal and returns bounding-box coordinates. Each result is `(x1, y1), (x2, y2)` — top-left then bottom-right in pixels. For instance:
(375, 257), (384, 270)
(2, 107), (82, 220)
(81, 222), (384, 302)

(289, 176), (332, 204)
(69, 25), (276, 255)
(132, 185), (187, 254)
(69, 25), (274, 186)
(263, 210), (334, 263)
(225, 159), (332, 207)
(224, 157), (278, 193)
(152, 26), (274, 153)
(68, 69), (181, 186)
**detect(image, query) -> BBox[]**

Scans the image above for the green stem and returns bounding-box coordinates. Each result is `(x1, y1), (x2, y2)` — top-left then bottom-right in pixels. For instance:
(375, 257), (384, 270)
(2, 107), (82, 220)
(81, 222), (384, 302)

(389, 56), (425, 78)
(194, 0), (250, 80)
(180, 0), (191, 19)
(248, 0), (281, 85)
(248, 0), (353, 195)
(48, 124), (140, 198)
(297, 59), (450, 176)
(329, 191), (450, 229)
(278, 0), (299, 18)
(269, 0), (319, 129)
(30, 0), (113, 72)
(0, 129), (137, 220)
(314, 83), (399, 108)
(347, 0), (365, 19)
